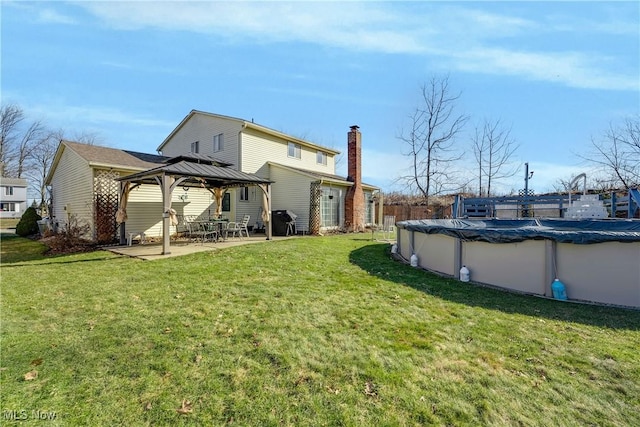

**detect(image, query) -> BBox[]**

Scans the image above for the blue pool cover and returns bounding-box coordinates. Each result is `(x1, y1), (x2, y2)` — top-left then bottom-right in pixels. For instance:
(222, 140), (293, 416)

(397, 218), (640, 244)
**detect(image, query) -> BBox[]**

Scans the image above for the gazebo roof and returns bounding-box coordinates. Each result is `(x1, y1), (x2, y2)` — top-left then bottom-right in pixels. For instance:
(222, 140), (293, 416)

(165, 153), (234, 167)
(117, 159), (272, 188)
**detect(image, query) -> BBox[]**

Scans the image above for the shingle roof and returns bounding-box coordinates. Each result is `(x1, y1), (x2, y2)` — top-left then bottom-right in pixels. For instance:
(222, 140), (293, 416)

(63, 140), (167, 169)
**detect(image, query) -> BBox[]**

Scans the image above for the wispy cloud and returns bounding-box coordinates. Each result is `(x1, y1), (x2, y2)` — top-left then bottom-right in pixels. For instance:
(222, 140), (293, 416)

(73, 2), (638, 92)
(4, 2), (77, 25)
(37, 8), (77, 25)
(27, 101), (173, 129)
(450, 47), (639, 91)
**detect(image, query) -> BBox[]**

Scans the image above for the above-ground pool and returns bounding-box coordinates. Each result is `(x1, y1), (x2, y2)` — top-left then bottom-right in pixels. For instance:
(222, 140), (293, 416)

(396, 218), (640, 309)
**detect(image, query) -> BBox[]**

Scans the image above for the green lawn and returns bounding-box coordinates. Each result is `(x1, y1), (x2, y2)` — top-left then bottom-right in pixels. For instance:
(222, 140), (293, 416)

(1, 233), (639, 426)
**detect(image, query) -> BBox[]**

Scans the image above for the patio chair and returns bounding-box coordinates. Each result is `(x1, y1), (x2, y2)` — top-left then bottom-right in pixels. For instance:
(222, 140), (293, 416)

(225, 214), (250, 239)
(185, 219), (217, 244)
(382, 215), (396, 241)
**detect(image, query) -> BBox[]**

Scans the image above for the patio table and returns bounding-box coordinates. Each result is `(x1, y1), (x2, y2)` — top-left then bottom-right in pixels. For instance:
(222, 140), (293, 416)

(206, 218), (229, 242)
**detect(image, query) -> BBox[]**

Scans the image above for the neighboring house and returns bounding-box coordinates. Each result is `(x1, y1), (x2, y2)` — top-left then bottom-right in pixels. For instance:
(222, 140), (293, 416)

(157, 110), (380, 233)
(45, 112), (380, 243)
(0, 177), (28, 219)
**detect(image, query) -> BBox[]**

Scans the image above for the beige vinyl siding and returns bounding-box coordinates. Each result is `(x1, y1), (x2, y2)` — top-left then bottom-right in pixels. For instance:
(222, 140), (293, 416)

(49, 147), (94, 235)
(241, 128), (335, 175)
(160, 115), (242, 167)
(126, 185), (220, 238)
(268, 164), (316, 232)
(231, 186), (260, 227)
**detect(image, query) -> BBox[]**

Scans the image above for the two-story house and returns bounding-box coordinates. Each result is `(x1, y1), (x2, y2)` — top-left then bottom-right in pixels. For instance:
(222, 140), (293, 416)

(45, 110), (380, 244)
(157, 111), (379, 234)
(0, 177), (28, 219)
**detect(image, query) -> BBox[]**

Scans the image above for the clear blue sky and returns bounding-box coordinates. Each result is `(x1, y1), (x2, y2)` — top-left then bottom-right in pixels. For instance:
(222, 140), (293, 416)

(2, 1), (639, 194)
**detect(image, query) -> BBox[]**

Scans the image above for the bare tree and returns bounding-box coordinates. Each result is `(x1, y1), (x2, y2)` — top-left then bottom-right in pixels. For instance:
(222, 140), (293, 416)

(581, 116), (640, 190)
(397, 76), (469, 206)
(471, 118), (519, 196)
(25, 130), (63, 215)
(2, 103), (105, 215)
(1, 104), (23, 176)
(0, 104), (47, 178)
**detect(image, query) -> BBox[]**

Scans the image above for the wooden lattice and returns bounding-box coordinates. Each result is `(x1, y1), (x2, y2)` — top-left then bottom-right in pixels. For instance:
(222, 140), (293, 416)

(309, 182), (321, 235)
(94, 169), (120, 244)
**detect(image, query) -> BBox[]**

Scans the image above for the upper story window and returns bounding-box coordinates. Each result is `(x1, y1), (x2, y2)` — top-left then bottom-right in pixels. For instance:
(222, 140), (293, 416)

(288, 142), (301, 159)
(213, 133), (224, 152)
(191, 141), (200, 153)
(316, 150), (327, 165)
(5, 186), (14, 196)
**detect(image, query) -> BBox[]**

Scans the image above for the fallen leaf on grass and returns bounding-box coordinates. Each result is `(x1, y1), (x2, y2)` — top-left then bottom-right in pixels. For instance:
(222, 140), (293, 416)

(24, 370), (38, 381)
(30, 358), (43, 366)
(144, 401), (152, 411)
(176, 399), (193, 415)
(364, 380), (377, 397)
(163, 327), (172, 334)
(194, 354), (202, 364)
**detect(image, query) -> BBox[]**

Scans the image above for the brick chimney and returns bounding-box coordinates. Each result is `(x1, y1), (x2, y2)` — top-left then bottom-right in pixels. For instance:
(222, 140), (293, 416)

(344, 125), (365, 232)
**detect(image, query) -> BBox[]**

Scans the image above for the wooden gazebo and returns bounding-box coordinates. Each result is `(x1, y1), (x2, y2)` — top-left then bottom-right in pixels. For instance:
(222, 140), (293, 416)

(116, 154), (273, 255)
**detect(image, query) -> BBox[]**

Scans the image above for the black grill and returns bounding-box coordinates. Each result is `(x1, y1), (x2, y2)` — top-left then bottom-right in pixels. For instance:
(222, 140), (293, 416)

(272, 210), (298, 236)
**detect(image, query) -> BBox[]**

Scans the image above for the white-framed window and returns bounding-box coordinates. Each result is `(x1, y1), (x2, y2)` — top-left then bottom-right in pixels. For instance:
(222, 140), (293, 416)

(5, 186), (14, 196)
(316, 150), (327, 165)
(191, 141), (199, 153)
(239, 186), (249, 202)
(288, 142), (301, 159)
(0, 202), (16, 211)
(213, 133), (224, 152)
(321, 189), (340, 227)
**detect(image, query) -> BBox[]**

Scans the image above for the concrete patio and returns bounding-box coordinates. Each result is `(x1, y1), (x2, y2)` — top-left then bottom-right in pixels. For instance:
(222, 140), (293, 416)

(105, 233), (299, 260)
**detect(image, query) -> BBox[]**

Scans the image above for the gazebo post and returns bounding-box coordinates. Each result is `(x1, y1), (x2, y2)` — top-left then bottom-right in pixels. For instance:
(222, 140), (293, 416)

(162, 173), (172, 255)
(266, 184), (272, 240)
(118, 181), (127, 245)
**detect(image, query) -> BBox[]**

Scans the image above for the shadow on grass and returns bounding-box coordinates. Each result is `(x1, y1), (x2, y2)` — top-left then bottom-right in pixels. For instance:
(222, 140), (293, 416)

(349, 241), (640, 330)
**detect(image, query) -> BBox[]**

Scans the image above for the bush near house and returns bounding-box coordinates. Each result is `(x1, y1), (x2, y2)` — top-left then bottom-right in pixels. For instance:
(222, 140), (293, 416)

(15, 206), (41, 237)
(41, 214), (96, 255)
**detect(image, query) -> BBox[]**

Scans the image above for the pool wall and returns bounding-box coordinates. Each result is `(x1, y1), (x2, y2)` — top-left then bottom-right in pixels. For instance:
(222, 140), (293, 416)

(397, 220), (640, 309)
